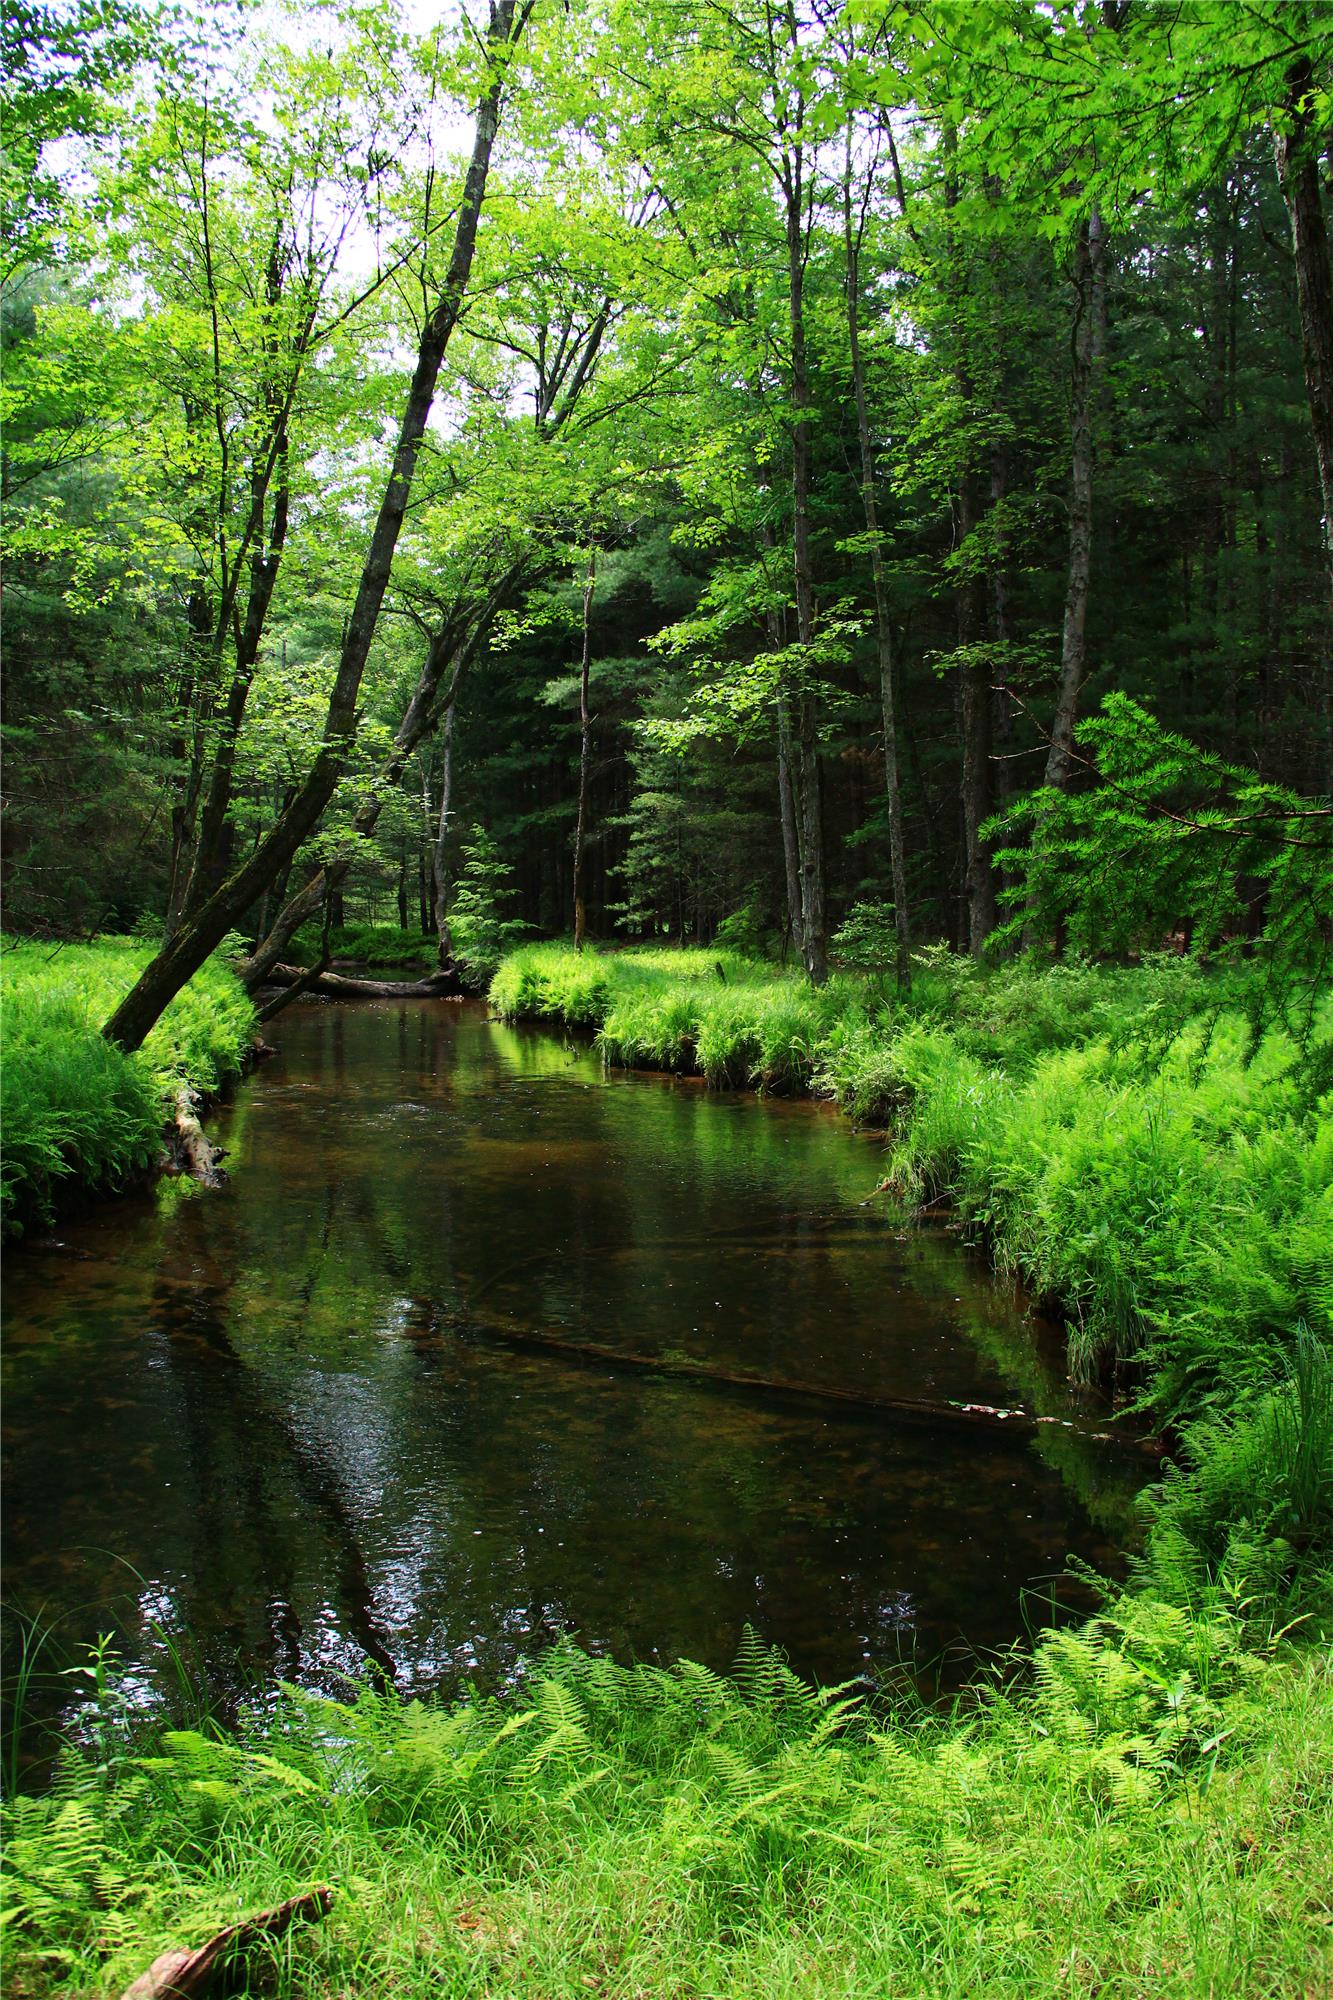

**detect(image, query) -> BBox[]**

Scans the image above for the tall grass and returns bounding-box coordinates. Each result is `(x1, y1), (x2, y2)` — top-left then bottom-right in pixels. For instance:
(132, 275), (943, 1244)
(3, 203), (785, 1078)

(3, 1616), (1329, 1998)
(1, 937), (256, 1234)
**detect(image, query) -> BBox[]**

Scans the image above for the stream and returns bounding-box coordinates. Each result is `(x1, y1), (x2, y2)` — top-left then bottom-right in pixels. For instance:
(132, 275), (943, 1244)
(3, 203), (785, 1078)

(2, 999), (1145, 1735)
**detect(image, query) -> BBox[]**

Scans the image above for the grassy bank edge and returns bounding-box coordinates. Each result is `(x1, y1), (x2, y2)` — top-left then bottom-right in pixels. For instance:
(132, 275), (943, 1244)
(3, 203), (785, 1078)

(0, 937), (258, 1237)
(5, 1620), (1331, 1999)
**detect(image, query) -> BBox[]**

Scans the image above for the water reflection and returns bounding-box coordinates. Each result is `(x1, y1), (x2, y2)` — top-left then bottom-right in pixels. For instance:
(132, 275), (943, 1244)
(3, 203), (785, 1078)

(3, 1001), (1144, 1728)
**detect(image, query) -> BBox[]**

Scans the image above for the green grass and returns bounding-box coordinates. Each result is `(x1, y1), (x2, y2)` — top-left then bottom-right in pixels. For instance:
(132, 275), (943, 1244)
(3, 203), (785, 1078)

(491, 944), (1333, 1426)
(0, 936), (257, 1235)
(3, 1612), (1330, 1999)
(491, 943), (864, 1091)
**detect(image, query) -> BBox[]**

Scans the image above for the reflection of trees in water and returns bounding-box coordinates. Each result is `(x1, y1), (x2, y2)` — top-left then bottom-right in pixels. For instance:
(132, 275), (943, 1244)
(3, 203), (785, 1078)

(146, 1249), (400, 1688)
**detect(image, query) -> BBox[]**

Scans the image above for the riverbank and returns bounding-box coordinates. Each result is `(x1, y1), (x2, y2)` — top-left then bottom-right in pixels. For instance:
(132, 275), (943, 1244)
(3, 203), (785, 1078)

(491, 944), (1332, 1431)
(5, 1609), (1331, 1997)
(0, 937), (257, 1238)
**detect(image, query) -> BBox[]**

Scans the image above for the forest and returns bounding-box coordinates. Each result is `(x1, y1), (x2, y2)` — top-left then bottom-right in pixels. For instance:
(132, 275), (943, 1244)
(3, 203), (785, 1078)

(2, 0), (1332, 1995)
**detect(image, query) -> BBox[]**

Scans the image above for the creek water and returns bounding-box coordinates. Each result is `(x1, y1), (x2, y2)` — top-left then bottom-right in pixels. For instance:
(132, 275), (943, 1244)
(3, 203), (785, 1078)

(3, 1000), (1144, 1732)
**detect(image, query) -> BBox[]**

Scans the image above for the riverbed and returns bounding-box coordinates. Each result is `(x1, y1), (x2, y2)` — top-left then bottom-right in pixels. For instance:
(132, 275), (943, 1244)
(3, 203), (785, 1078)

(2, 1000), (1143, 1728)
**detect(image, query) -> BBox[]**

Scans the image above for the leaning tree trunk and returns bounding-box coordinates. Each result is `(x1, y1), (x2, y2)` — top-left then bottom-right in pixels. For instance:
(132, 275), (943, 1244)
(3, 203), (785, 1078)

(240, 562), (526, 993)
(102, 0), (524, 1054)
(571, 550), (597, 952)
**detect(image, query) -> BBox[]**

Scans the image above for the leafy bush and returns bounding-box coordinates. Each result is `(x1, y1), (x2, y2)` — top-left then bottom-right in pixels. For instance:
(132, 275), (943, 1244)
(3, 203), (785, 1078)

(449, 829), (528, 989)
(829, 898), (903, 973)
(988, 694), (1333, 1050)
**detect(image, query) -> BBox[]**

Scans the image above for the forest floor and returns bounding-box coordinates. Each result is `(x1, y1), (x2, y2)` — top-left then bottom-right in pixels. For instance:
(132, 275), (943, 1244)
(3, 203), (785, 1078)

(3, 939), (1331, 1996)
(4, 1627), (1331, 1999)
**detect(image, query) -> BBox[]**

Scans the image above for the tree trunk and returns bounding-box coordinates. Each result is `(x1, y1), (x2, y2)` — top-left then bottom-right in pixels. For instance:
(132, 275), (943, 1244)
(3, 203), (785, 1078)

(943, 121), (996, 955)
(1045, 207), (1107, 789)
(180, 426), (291, 922)
(431, 703), (455, 969)
(785, 153), (827, 984)
(102, 0), (523, 1053)
(776, 694), (804, 957)
(843, 129), (910, 988)
(957, 474), (996, 955)
(796, 690), (825, 979)
(571, 549), (597, 951)
(240, 560), (524, 991)
(1274, 51), (1333, 605)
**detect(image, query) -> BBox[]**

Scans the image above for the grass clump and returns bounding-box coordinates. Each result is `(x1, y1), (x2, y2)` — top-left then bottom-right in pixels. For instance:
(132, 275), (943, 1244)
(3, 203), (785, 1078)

(3, 1619), (1330, 1999)
(1, 936), (256, 1235)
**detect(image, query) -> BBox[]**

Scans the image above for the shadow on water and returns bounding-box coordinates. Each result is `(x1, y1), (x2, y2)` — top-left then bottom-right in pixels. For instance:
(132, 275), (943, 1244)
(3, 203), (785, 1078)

(3, 999), (1147, 1761)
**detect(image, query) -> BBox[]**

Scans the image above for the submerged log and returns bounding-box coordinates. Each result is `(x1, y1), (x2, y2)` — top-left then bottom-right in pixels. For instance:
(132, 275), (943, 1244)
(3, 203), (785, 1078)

(120, 1887), (334, 2000)
(433, 1304), (1162, 1452)
(262, 961), (461, 1000)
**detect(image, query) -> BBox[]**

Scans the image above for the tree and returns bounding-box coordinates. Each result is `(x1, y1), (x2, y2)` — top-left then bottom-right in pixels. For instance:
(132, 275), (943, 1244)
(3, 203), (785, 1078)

(102, 0), (533, 1051)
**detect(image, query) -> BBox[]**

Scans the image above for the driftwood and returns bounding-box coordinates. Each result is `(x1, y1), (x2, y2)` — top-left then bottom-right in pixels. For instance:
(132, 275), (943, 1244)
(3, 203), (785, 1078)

(165, 1086), (227, 1187)
(263, 961), (461, 999)
(119, 1888), (334, 2000)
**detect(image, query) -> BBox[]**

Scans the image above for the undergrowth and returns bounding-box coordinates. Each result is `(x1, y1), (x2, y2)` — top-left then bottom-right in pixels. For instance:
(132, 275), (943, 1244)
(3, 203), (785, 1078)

(288, 921), (438, 970)
(0, 937), (256, 1236)
(2, 1614), (1329, 1999)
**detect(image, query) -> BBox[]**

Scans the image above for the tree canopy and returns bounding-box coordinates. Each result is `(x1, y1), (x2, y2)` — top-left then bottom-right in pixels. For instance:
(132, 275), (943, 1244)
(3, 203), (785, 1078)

(2, 0), (1330, 1030)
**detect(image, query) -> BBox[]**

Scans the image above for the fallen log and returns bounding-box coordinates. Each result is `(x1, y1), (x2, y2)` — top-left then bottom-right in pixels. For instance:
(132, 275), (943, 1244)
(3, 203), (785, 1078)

(165, 1085), (227, 1187)
(263, 961), (461, 999)
(120, 1887), (334, 2000)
